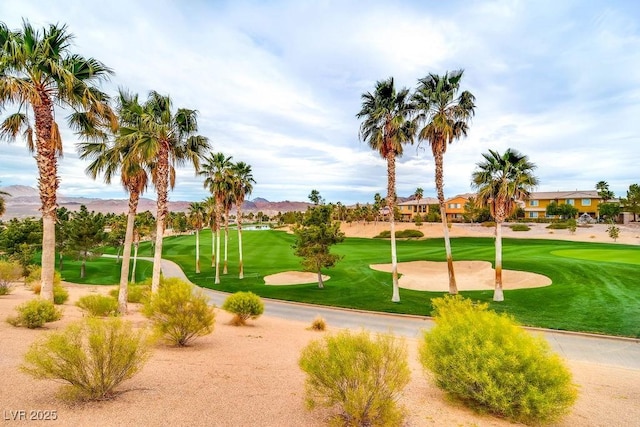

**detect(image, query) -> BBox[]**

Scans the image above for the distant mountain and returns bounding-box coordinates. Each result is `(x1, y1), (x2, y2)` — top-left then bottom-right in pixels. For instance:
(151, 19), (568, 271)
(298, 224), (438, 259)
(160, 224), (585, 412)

(0, 185), (313, 220)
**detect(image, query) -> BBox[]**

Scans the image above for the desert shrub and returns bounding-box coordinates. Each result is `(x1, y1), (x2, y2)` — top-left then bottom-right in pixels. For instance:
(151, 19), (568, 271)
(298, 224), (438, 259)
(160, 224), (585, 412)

(299, 330), (410, 426)
(109, 282), (151, 304)
(374, 229), (424, 239)
(413, 215), (423, 226)
(222, 291), (264, 326)
(6, 298), (62, 329)
(53, 284), (69, 305)
(546, 222), (569, 229)
(22, 318), (152, 401)
(76, 295), (119, 317)
(143, 277), (215, 346)
(509, 224), (530, 232)
(419, 295), (577, 424)
(27, 267), (62, 294)
(309, 316), (326, 331)
(0, 260), (22, 295)
(481, 221), (496, 227)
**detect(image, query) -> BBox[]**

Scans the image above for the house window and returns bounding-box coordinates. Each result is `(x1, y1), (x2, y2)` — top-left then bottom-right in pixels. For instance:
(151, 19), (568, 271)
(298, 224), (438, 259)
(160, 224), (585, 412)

(529, 212), (538, 218)
(581, 199), (591, 206)
(566, 199), (574, 205)
(530, 200), (539, 207)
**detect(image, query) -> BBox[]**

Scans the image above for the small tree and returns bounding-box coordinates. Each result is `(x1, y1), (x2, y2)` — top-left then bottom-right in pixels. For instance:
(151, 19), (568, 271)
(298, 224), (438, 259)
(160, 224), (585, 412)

(292, 203), (345, 288)
(65, 205), (107, 279)
(599, 202), (622, 223)
(607, 222), (620, 242)
(222, 291), (264, 326)
(621, 183), (640, 222)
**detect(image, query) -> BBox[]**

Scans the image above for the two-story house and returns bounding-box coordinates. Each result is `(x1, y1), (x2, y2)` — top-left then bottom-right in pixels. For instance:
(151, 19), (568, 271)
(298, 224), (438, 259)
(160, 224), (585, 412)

(444, 193), (475, 221)
(397, 198), (438, 221)
(523, 191), (602, 219)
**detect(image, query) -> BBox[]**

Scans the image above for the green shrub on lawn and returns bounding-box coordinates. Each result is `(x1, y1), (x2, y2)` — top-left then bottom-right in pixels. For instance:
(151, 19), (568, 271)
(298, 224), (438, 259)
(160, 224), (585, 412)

(6, 298), (62, 328)
(76, 294), (119, 317)
(22, 318), (152, 401)
(374, 229), (424, 239)
(109, 282), (151, 304)
(143, 277), (215, 346)
(222, 291), (264, 326)
(419, 295), (577, 424)
(509, 224), (530, 231)
(299, 330), (410, 426)
(0, 260), (22, 295)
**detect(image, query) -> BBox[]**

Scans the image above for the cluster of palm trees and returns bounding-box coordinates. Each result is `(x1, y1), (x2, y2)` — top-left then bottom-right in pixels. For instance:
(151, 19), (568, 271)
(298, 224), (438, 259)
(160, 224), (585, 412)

(357, 71), (475, 302)
(358, 72), (538, 302)
(190, 156), (254, 284)
(0, 20), (257, 314)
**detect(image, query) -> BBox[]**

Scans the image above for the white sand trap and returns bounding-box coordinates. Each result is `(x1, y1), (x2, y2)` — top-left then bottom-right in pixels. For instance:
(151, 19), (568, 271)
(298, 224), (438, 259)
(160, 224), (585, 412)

(264, 271), (330, 285)
(370, 260), (551, 291)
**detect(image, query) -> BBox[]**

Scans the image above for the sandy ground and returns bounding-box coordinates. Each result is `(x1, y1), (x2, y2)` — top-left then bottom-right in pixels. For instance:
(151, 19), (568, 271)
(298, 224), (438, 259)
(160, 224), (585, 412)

(370, 260), (552, 291)
(264, 271), (329, 286)
(1, 283), (640, 426)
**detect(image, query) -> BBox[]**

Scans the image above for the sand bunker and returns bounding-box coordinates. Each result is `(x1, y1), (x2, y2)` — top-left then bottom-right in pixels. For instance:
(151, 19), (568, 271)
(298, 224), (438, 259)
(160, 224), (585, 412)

(370, 260), (551, 291)
(264, 271), (330, 285)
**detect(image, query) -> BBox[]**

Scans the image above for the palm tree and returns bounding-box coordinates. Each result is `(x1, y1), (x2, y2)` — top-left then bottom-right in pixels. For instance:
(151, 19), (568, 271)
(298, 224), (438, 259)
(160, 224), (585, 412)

(0, 21), (115, 301)
(230, 161), (255, 279)
(356, 77), (415, 303)
(79, 89), (149, 314)
(200, 152), (233, 284)
(188, 201), (205, 274)
(414, 187), (424, 217)
(413, 69), (476, 295)
(119, 91), (210, 293)
(0, 185), (9, 217)
(471, 148), (538, 301)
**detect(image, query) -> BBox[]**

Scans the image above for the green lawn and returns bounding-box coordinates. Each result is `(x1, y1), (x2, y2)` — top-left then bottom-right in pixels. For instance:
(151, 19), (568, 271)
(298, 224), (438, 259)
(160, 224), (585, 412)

(64, 229), (640, 337)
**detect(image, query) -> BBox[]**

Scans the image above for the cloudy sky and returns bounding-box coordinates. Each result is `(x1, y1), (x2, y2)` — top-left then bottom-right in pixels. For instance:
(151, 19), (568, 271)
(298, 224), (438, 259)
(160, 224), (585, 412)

(1, 0), (638, 205)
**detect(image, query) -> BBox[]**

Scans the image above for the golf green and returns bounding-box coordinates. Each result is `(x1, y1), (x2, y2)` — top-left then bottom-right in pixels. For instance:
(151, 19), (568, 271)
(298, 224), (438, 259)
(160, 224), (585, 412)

(551, 249), (640, 265)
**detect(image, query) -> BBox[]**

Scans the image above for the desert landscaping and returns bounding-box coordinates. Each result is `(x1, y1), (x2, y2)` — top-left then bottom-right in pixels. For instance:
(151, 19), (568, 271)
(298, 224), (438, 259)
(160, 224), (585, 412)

(2, 223), (639, 426)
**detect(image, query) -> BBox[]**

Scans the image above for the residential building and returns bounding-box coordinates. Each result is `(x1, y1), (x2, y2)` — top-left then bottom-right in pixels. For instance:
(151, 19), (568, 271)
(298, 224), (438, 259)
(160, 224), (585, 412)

(397, 197), (437, 221)
(444, 193), (475, 221)
(523, 190), (602, 219)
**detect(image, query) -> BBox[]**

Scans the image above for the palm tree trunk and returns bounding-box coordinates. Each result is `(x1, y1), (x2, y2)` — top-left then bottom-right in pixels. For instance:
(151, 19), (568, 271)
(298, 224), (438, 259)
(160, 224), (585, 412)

(214, 199), (222, 284)
(237, 203), (244, 279)
(118, 190), (139, 315)
(151, 146), (169, 293)
(195, 228), (200, 273)
(223, 211), (229, 274)
(387, 154), (400, 303)
(435, 150), (457, 294)
(34, 101), (57, 303)
(131, 239), (139, 283)
(211, 225), (215, 267)
(494, 220), (504, 302)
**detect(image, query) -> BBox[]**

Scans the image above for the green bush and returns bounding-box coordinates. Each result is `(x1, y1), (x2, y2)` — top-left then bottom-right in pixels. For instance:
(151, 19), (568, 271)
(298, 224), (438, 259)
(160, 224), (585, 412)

(53, 284), (69, 305)
(481, 221), (496, 227)
(143, 277), (215, 346)
(109, 282), (151, 304)
(546, 222), (569, 229)
(22, 318), (152, 401)
(509, 224), (530, 231)
(299, 330), (410, 426)
(0, 260), (22, 295)
(76, 294), (119, 317)
(6, 298), (62, 329)
(374, 229), (424, 239)
(419, 295), (577, 424)
(222, 291), (264, 326)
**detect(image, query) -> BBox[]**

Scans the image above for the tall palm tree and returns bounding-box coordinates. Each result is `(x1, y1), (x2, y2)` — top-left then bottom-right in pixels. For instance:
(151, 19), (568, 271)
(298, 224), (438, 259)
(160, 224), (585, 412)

(471, 148), (538, 301)
(200, 152), (233, 284)
(413, 69), (476, 295)
(0, 21), (115, 301)
(356, 77), (415, 303)
(0, 186), (9, 217)
(79, 89), (149, 314)
(188, 201), (205, 273)
(119, 91), (210, 293)
(414, 187), (424, 217)
(203, 196), (217, 268)
(230, 161), (255, 279)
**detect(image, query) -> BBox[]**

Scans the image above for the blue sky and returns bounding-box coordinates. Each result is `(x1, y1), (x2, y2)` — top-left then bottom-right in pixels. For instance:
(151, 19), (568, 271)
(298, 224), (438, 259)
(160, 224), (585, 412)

(1, 0), (639, 205)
